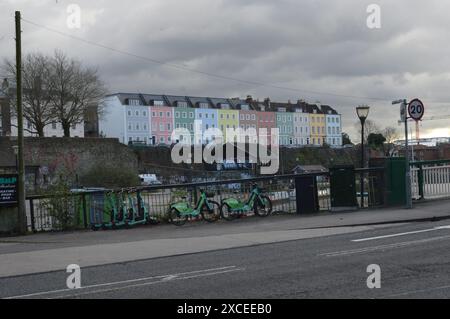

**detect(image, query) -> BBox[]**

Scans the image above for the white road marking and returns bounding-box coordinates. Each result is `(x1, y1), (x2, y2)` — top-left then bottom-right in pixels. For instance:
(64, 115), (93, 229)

(51, 267), (245, 299)
(4, 266), (242, 299)
(319, 235), (450, 257)
(351, 225), (450, 242)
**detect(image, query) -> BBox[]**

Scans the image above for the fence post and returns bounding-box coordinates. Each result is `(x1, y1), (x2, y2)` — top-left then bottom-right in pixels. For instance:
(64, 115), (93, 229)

(137, 189), (142, 217)
(29, 198), (36, 232)
(418, 164), (424, 199)
(82, 193), (88, 228)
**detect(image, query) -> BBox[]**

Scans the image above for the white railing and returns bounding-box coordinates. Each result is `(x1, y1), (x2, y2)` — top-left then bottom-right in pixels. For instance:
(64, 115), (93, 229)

(412, 164), (450, 199)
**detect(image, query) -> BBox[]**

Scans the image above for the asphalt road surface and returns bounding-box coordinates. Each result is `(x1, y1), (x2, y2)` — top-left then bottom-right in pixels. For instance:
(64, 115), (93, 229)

(2, 218), (450, 299)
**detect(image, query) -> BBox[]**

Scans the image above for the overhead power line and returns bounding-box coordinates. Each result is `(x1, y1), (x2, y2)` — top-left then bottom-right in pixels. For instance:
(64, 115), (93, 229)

(21, 17), (396, 103)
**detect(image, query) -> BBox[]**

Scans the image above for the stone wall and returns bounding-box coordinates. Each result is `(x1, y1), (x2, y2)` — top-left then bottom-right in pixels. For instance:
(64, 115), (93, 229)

(0, 137), (138, 192)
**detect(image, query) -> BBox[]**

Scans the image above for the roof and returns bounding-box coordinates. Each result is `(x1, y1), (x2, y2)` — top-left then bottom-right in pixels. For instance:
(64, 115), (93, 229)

(320, 104), (339, 115)
(164, 95), (191, 107)
(105, 93), (340, 114)
(187, 96), (213, 108)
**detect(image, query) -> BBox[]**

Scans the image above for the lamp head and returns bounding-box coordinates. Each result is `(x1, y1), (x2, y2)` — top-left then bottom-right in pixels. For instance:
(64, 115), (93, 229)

(356, 105), (370, 122)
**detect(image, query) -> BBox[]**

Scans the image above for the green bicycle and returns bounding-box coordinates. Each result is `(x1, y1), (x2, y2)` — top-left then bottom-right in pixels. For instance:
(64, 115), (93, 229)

(168, 189), (220, 226)
(220, 183), (272, 221)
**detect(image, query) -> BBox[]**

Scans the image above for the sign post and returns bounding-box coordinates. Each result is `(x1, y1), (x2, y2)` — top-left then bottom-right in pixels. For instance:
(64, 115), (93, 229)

(393, 98), (424, 209)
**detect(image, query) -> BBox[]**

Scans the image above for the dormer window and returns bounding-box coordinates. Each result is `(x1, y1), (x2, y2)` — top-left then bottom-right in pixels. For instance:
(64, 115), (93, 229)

(278, 107), (286, 112)
(153, 100), (164, 106)
(240, 104), (249, 111)
(128, 99), (140, 106)
(177, 101), (188, 107)
(219, 103), (230, 109)
(199, 102), (209, 108)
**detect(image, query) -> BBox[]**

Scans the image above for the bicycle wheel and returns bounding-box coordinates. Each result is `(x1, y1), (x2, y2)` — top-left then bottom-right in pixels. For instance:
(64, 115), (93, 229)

(220, 203), (237, 221)
(168, 208), (187, 226)
(254, 195), (272, 217)
(202, 200), (220, 222)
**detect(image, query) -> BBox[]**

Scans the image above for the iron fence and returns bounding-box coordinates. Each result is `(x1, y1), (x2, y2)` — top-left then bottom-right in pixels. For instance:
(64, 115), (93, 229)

(26, 168), (385, 232)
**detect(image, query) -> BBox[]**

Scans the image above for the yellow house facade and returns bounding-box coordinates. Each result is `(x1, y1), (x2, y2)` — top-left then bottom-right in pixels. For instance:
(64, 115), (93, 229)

(308, 106), (326, 145)
(218, 109), (239, 142)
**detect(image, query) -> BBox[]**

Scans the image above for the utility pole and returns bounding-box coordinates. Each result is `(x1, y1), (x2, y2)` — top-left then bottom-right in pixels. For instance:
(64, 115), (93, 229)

(403, 100), (412, 209)
(15, 11), (27, 234)
(393, 99), (413, 209)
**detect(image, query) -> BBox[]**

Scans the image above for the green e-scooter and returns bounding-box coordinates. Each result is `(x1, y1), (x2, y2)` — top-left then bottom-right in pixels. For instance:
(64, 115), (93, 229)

(220, 183), (272, 221)
(168, 189), (220, 226)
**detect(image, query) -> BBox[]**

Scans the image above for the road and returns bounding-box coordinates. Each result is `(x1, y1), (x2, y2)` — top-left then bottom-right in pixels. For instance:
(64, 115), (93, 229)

(1, 218), (450, 299)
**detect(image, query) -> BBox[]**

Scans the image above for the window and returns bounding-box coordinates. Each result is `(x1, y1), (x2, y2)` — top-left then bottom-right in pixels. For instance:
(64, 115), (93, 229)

(251, 114), (256, 120)
(189, 112), (194, 119)
(206, 124), (209, 130)
(211, 113), (214, 119)
(152, 112), (156, 117)
(175, 112), (180, 118)
(167, 123), (171, 131)
(199, 102), (209, 108)
(128, 110), (132, 116)
(159, 112), (163, 117)
(226, 114), (230, 119)
(136, 124), (140, 130)
(143, 124), (147, 130)
(198, 113), (202, 118)
(153, 100), (164, 106)
(52, 123), (57, 130)
(135, 110), (139, 116)
(240, 114), (245, 120)
(160, 137), (164, 143)
(143, 111), (147, 117)
(167, 112), (170, 117)
(246, 114), (250, 120)
(182, 112), (187, 118)
(205, 113), (208, 119)
(129, 99), (140, 106)
(159, 123), (164, 131)
(220, 114), (224, 119)
(72, 123), (76, 129)
(177, 101), (188, 107)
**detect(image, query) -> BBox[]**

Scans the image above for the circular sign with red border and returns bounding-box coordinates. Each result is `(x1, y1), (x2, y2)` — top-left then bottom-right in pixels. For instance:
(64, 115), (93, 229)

(408, 98), (424, 121)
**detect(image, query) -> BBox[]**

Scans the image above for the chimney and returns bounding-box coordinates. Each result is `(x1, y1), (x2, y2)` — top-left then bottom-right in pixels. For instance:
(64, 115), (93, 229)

(245, 95), (253, 103)
(263, 97), (271, 107)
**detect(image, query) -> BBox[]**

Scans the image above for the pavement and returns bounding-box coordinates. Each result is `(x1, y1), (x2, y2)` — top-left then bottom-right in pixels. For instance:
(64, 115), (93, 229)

(1, 199), (450, 298)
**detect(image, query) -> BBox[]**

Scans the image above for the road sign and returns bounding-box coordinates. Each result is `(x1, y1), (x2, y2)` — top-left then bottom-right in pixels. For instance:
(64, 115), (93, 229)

(0, 174), (18, 207)
(408, 98), (425, 121)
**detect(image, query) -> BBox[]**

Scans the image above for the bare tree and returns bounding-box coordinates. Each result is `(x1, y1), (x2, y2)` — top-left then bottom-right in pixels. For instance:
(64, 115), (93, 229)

(49, 51), (107, 137)
(382, 126), (400, 156)
(3, 53), (56, 137)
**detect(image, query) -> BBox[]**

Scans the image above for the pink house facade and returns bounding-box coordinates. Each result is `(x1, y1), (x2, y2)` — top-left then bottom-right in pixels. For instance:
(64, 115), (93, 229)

(150, 106), (174, 145)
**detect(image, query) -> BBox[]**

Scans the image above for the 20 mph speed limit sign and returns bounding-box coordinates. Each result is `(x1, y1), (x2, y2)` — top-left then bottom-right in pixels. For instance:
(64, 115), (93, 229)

(408, 98), (425, 121)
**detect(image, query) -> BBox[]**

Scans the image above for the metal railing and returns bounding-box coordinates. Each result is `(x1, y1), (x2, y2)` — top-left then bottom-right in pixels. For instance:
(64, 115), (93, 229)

(355, 167), (385, 208)
(25, 167), (386, 233)
(411, 160), (450, 200)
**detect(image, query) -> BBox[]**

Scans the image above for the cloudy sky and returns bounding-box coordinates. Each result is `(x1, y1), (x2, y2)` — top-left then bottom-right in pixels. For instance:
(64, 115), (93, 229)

(1, 0), (450, 141)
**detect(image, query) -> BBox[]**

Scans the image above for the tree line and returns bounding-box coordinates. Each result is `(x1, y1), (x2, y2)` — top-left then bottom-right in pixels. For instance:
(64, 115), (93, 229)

(2, 50), (107, 137)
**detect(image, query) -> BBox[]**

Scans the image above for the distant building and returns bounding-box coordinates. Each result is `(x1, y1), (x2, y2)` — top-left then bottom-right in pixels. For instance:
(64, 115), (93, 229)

(99, 92), (343, 147)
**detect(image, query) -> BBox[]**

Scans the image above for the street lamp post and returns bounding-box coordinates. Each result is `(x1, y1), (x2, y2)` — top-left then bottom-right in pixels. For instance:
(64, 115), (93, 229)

(356, 105), (370, 208)
(12, 145), (19, 172)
